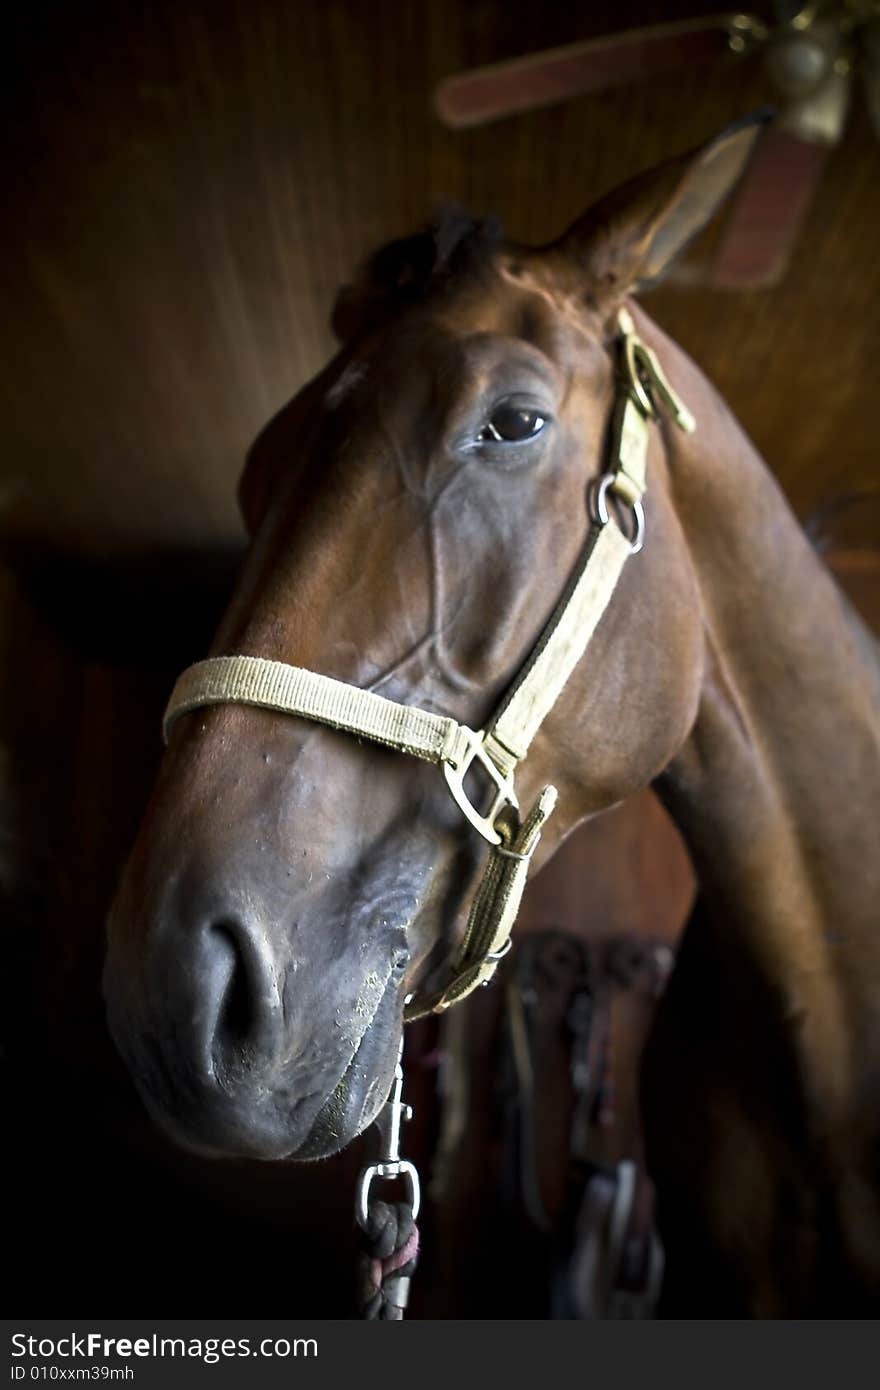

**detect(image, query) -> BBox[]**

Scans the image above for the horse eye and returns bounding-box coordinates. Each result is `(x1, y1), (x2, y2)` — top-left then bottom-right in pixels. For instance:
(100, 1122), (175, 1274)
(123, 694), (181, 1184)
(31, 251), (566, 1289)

(480, 404), (548, 443)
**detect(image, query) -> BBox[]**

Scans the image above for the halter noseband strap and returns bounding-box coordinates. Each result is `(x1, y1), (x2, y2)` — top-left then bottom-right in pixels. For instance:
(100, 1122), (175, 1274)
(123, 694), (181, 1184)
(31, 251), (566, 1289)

(162, 308), (694, 1021)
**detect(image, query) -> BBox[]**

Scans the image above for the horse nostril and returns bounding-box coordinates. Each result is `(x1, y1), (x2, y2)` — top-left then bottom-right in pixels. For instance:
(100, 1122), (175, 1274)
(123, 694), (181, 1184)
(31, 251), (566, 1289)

(203, 920), (274, 1078)
(392, 946), (411, 975)
(212, 926), (251, 1043)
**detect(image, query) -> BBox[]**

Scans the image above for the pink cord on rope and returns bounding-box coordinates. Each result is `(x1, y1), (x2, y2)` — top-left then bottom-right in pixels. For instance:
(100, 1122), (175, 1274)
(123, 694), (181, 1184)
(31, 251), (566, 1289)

(368, 1226), (420, 1295)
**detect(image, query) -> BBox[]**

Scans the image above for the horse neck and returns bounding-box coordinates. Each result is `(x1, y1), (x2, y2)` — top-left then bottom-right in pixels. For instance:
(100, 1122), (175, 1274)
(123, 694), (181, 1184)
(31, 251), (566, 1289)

(637, 307), (880, 1112)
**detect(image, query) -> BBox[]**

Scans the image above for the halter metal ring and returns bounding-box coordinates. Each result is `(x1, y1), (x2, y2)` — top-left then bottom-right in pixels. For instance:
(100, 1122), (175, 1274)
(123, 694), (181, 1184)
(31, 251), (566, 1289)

(486, 936), (513, 962)
(356, 1159), (421, 1231)
(595, 473), (645, 556)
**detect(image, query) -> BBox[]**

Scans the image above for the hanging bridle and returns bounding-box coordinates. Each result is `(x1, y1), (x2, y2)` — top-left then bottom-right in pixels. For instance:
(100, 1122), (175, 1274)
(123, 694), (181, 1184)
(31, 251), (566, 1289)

(163, 307), (694, 1022)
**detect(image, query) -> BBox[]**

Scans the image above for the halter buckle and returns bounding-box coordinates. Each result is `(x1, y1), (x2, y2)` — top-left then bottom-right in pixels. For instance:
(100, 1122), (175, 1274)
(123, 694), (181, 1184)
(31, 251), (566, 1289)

(442, 726), (518, 846)
(618, 307), (696, 433)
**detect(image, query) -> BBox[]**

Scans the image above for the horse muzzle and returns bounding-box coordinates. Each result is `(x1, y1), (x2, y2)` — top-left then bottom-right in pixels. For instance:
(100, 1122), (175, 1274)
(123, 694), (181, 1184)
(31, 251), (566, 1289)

(103, 899), (406, 1162)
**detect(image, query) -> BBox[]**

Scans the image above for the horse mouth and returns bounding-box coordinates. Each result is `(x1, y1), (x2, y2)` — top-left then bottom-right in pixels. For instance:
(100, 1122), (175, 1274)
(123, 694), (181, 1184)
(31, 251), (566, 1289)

(285, 969), (402, 1161)
(106, 950), (404, 1165)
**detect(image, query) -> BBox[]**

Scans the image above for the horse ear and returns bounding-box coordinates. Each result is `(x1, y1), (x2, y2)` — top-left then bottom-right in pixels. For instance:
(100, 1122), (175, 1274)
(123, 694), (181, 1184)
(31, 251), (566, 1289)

(558, 114), (768, 298)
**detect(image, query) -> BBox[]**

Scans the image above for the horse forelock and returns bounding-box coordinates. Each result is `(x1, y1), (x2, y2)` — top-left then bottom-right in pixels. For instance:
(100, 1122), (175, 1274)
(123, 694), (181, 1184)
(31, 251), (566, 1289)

(362, 208), (505, 302)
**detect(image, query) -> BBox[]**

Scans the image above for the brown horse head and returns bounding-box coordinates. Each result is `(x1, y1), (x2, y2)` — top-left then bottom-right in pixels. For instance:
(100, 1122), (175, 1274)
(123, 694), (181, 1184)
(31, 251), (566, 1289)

(104, 122), (761, 1162)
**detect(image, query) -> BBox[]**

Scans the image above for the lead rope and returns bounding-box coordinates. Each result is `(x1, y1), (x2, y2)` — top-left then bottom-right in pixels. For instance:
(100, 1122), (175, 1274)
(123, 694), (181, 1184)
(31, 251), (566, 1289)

(354, 1041), (421, 1318)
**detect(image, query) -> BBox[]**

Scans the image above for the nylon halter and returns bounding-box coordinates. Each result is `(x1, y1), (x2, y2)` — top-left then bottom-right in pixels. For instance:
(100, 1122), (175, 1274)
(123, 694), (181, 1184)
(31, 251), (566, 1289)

(163, 308), (695, 1022)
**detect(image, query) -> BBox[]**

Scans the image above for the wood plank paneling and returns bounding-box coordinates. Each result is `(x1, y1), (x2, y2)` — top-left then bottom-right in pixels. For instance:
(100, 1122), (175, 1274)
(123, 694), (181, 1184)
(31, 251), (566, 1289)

(1, 1), (877, 556)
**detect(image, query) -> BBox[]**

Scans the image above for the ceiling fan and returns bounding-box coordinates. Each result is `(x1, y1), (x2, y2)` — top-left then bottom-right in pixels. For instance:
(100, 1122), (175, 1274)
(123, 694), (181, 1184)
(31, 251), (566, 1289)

(434, 3), (880, 287)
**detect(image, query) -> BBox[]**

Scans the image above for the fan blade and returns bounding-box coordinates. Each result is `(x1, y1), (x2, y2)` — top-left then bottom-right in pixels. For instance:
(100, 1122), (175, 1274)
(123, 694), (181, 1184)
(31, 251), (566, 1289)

(711, 128), (828, 286)
(434, 15), (760, 129)
(712, 60), (852, 290)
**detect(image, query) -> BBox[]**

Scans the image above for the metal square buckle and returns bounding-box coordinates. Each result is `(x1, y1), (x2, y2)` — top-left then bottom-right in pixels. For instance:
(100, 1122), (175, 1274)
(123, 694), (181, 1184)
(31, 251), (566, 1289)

(442, 726), (518, 845)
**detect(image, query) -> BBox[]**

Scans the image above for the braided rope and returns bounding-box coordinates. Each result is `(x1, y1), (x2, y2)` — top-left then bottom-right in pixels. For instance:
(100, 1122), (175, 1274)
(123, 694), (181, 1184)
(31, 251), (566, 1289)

(356, 1200), (420, 1320)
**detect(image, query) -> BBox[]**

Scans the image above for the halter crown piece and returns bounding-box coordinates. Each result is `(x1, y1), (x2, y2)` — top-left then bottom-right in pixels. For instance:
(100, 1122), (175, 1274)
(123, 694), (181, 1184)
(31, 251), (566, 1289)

(163, 309), (695, 1022)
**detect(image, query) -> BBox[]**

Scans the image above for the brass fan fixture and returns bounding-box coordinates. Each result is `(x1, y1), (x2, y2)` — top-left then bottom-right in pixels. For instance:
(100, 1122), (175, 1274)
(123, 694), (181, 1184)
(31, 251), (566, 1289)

(435, 3), (880, 286)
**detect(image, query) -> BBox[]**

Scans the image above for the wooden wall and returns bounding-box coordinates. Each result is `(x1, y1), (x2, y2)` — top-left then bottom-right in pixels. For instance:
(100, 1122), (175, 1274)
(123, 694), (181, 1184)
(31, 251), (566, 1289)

(2, 0), (879, 557)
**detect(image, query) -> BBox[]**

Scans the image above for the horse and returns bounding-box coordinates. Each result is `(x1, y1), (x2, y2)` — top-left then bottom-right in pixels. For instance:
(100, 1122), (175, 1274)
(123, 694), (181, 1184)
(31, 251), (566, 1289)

(103, 116), (880, 1316)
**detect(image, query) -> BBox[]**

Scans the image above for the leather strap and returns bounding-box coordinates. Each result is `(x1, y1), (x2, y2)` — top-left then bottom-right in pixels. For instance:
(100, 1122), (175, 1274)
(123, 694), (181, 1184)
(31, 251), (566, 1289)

(164, 654), (472, 769)
(405, 785), (557, 1020)
(487, 520), (631, 773)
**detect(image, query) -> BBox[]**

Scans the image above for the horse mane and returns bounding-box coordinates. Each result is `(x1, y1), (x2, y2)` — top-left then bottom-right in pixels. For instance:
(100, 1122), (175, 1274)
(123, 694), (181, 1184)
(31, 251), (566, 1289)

(361, 207), (505, 302)
(331, 208), (504, 341)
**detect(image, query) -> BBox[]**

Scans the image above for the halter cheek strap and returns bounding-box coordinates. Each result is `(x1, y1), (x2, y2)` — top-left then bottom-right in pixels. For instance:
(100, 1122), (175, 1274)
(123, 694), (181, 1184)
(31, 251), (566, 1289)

(162, 308), (695, 1021)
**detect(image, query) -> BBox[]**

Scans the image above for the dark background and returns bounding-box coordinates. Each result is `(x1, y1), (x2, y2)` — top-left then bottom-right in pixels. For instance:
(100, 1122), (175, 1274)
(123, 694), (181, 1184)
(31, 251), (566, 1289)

(2, 0), (877, 1316)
